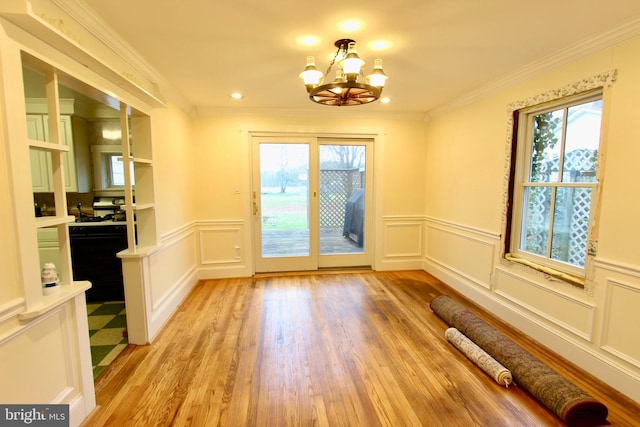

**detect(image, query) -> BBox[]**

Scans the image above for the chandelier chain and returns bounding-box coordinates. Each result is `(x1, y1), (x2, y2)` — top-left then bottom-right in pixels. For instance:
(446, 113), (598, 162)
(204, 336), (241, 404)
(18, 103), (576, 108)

(324, 45), (342, 79)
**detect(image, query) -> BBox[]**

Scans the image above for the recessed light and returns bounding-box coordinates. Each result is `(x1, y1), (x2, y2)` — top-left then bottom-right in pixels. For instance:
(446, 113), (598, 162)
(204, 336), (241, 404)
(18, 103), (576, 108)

(368, 40), (391, 51)
(298, 35), (319, 46)
(339, 19), (362, 32)
(380, 97), (390, 104)
(230, 92), (243, 100)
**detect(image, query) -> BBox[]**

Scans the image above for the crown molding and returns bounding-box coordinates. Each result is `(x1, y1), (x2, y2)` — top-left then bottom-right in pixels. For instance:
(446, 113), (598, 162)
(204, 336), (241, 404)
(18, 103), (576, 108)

(428, 17), (640, 118)
(51, 0), (193, 113)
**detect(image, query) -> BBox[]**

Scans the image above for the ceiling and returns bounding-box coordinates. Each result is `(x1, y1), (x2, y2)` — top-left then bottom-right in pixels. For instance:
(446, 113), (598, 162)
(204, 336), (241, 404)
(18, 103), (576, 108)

(81, 0), (640, 116)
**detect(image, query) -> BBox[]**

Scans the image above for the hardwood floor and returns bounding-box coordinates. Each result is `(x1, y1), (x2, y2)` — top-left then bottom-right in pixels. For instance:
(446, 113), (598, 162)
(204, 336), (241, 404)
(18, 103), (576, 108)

(83, 271), (640, 426)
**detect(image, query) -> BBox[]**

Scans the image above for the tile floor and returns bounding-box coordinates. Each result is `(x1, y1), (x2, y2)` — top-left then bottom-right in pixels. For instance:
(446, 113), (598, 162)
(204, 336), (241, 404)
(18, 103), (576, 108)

(87, 301), (128, 379)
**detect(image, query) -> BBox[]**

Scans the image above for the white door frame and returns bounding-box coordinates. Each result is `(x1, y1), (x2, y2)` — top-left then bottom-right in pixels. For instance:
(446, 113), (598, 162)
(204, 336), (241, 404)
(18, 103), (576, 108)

(248, 130), (379, 274)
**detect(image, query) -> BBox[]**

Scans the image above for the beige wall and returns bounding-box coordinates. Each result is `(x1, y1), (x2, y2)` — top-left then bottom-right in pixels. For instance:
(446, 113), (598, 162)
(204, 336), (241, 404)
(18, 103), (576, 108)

(596, 40), (640, 265)
(190, 114), (429, 274)
(192, 115), (429, 220)
(150, 103), (197, 233)
(423, 37), (640, 401)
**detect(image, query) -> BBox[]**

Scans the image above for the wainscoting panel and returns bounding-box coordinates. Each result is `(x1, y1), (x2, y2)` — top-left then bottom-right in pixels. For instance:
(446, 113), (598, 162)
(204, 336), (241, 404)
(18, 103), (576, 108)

(600, 278), (640, 369)
(379, 217), (424, 270)
(146, 227), (199, 341)
(0, 307), (76, 403)
(493, 268), (596, 341)
(424, 220), (497, 289)
(199, 224), (243, 265)
(197, 221), (251, 278)
(149, 231), (197, 311)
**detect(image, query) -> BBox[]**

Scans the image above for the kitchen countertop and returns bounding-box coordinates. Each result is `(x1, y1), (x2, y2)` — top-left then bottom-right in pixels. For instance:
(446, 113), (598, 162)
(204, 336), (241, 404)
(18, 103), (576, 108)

(68, 220), (128, 226)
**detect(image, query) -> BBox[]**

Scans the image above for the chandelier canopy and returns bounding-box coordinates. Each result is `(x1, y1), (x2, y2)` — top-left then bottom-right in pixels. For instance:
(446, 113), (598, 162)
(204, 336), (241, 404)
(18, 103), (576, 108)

(299, 39), (388, 106)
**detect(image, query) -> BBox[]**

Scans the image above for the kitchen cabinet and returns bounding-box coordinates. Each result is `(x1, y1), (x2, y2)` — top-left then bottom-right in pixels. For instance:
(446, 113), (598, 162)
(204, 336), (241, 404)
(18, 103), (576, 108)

(37, 227), (61, 272)
(28, 114), (77, 192)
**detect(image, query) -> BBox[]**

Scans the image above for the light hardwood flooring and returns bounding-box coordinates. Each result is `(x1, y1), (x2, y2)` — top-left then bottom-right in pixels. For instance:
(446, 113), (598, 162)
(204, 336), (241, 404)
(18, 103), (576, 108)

(83, 270), (640, 426)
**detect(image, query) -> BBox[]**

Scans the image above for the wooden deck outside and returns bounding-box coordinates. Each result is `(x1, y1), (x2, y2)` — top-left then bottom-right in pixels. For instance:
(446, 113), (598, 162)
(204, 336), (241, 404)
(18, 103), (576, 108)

(262, 227), (362, 257)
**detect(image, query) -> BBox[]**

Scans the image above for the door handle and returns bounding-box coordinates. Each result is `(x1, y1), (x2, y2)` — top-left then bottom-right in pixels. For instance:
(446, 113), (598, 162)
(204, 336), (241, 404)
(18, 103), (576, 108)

(253, 191), (258, 216)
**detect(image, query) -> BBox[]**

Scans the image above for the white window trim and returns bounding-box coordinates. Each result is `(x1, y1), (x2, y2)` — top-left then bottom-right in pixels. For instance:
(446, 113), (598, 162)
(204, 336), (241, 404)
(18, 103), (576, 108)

(499, 71), (617, 294)
(90, 144), (130, 191)
(510, 92), (602, 279)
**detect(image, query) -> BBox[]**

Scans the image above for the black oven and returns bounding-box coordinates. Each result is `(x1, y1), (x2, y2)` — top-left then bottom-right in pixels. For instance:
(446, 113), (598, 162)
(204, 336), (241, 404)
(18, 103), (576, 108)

(69, 224), (128, 303)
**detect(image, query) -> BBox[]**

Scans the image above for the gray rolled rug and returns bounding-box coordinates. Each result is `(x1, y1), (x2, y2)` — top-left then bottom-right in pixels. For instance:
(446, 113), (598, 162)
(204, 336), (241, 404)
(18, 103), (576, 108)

(431, 295), (608, 427)
(445, 327), (512, 387)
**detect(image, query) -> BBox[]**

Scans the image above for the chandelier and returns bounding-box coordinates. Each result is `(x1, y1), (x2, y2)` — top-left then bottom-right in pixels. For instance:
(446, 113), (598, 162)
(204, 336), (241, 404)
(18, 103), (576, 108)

(299, 39), (388, 106)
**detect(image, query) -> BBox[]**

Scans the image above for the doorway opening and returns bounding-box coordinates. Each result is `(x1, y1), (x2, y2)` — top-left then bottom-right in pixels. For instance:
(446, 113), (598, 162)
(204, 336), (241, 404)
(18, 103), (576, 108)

(22, 53), (132, 379)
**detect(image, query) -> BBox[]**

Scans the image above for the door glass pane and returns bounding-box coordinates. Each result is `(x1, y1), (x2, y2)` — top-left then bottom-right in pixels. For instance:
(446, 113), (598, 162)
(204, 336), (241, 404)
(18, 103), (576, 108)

(319, 145), (365, 255)
(260, 143), (309, 257)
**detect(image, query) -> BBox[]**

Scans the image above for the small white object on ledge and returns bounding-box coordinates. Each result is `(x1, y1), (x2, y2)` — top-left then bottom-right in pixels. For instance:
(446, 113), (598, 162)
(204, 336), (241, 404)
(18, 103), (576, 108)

(41, 262), (61, 295)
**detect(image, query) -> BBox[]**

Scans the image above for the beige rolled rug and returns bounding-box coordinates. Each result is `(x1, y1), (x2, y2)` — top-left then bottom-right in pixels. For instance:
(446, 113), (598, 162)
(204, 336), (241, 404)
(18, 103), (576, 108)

(445, 327), (512, 387)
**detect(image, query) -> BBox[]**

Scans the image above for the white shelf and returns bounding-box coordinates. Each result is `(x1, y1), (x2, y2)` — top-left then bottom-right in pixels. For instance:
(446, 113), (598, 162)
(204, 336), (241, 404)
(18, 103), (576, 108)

(133, 157), (152, 165)
(35, 215), (75, 228)
(117, 245), (162, 258)
(18, 281), (91, 321)
(28, 139), (70, 152)
(117, 156), (152, 165)
(121, 203), (154, 211)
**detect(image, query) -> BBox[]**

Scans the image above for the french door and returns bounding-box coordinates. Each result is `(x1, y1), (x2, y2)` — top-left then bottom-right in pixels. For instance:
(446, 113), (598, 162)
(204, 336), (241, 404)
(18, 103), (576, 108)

(251, 135), (373, 273)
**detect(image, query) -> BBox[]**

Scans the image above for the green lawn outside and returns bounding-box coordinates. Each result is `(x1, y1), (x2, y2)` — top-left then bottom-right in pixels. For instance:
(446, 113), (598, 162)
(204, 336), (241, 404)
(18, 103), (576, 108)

(261, 191), (308, 229)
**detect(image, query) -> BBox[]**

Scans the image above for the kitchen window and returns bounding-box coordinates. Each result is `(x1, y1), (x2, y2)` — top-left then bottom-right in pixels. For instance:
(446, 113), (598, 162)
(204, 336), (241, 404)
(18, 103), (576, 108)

(92, 146), (134, 189)
(109, 154), (135, 186)
(506, 91), (603, 284)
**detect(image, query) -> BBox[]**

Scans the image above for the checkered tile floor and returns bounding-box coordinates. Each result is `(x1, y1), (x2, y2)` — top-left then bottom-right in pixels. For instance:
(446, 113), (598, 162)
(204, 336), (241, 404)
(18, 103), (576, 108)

(87, 301), (128, 379)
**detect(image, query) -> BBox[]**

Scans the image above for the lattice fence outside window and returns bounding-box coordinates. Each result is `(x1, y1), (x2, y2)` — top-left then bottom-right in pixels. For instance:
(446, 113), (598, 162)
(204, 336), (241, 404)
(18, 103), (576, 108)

(320, 169), (363, 228)
(523, 149), (597, 267)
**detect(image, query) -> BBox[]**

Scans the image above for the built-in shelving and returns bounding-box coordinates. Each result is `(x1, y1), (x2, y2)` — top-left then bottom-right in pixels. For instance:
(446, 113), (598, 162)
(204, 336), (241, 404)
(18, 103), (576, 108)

(118, 103), (158, 252)
(121, 203), (154, 211)
(18, 281), (91, 321)
(35, 215), (75, 229)
(118, 155), (152, 165)
(28, 139), (70, 152)
(133, 157), (152, 165)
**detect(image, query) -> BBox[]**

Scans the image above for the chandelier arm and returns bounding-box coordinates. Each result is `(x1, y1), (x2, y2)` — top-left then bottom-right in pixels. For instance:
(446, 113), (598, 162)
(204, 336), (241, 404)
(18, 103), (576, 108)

(324, 44), (343, 78)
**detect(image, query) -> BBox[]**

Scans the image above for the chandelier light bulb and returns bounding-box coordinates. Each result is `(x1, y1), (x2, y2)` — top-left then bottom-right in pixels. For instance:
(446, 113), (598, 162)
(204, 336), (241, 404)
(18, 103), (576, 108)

(342, 42), (365, 78)
(367, 59), (388, 87)
(299, 56), (324, 87)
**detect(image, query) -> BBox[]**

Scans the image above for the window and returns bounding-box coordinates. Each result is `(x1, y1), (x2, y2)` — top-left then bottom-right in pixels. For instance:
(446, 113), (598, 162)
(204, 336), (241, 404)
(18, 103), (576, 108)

(91, 146), (135, 189)
(108, 154), (134, 187)
(507, 91), (603, 282)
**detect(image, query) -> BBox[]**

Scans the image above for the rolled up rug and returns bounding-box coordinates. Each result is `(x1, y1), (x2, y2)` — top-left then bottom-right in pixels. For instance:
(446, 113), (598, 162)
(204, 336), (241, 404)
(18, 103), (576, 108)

(431, 295), (608, 427)
(445, 327), (512, 387)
